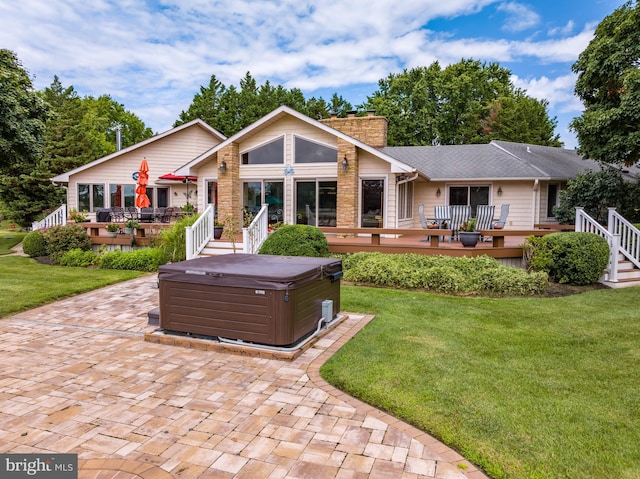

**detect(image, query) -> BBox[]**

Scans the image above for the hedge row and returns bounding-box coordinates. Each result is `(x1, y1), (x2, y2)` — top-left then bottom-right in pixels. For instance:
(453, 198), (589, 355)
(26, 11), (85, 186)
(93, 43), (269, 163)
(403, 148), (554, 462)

(342, 252), (548, 296)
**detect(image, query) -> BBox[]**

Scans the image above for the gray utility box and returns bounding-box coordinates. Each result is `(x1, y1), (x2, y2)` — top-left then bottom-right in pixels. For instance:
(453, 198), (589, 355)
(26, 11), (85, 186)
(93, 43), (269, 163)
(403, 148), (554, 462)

(157, 254), (342, 347)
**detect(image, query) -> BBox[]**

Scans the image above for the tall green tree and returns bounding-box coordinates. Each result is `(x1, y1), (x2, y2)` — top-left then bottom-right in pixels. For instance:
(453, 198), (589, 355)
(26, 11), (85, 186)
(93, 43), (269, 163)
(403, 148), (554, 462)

(570, 1), (640, 166)
(0, 50), (48, 174)
(0, 49), (57, 227)
(176, 73), (350, 135)
(362, 59), (562, 147)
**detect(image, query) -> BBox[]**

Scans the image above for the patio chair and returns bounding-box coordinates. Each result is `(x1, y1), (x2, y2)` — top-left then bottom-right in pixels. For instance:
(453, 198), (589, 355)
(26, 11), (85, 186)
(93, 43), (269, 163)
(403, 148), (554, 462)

(493, 204), (510, 229)
(418, 203), (430, 242)
(475, 205), (495, 241)
(125, 206), (139, 220)
(449, 205), (471, 242)
(139, 207), (154, 223)
(109, 206), (125, 223)
(433, 205), (451, 228)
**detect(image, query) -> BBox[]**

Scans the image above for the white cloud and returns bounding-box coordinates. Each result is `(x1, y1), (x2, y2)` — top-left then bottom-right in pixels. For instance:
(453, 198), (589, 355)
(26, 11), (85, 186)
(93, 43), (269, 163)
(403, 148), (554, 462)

(496, 2), (541, 32)
(0, 0), (593, 142)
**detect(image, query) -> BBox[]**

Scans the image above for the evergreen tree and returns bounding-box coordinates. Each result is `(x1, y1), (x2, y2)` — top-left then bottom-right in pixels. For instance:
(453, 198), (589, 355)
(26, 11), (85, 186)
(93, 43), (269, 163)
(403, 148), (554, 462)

(0, 49), (57, 227)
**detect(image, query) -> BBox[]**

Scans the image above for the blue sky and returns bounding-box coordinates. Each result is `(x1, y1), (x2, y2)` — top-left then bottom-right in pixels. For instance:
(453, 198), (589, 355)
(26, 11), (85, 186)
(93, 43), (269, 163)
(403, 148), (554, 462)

(0, 0), (626, 149)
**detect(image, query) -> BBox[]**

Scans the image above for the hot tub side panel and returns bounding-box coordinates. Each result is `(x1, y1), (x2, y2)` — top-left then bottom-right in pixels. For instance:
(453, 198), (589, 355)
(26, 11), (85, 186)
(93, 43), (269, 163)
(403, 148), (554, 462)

(272, 277), (341, 345)
(159, 279), (278, 344)
(158, 274), (341, 346)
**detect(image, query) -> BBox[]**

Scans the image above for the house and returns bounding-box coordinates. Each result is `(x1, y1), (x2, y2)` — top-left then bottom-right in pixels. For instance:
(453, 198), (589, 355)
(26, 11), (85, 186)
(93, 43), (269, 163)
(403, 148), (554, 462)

(52, 119), (225, 214)
(52, 105), (618, 231)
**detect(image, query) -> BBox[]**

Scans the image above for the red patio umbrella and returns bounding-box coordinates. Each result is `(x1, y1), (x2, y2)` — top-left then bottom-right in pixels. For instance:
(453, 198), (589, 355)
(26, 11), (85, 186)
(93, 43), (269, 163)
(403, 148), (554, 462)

(135, 158), (151, 208)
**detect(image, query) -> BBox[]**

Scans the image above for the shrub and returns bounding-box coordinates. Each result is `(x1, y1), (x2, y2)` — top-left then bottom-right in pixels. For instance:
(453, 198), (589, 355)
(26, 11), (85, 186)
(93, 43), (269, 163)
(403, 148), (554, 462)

(42, 224), (92, 264)
(259, 224), (329, 257)
(525, 232), (610, 285)
(157, 214), (200, 263)
(58, 249), (100, 267)
(341, 252), (547, 296)
(100, 248), (168, 272)
(22, 230), (48, 257)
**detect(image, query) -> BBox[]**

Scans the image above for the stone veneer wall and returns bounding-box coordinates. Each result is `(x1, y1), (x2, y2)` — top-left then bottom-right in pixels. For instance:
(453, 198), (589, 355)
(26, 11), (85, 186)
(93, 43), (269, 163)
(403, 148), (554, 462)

(217, 143), (241, 230)
(321, 112), (388, 227)
(319, 112), (388, 148)
(336, 139), (358, 227)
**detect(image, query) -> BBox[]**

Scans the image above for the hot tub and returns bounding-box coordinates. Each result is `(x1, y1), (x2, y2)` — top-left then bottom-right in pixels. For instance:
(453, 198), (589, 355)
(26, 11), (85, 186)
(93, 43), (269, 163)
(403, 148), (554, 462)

(157, 254), (342, 346)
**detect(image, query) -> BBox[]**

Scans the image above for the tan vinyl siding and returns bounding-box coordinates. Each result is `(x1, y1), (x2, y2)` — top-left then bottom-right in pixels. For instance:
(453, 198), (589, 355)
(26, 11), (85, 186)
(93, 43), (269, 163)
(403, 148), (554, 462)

(66, 124), (222, 212)
(414, 180), (537, 229)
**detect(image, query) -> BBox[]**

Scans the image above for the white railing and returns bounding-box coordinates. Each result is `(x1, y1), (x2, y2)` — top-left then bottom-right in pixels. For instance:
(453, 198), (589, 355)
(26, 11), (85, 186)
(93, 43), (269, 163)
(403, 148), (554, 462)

(243, 204), (269, 254)
(607, 207), (640, 271)
(31, 205), (67, 231)
(185, 204), (214, 260)
(575, 207), (640, 282)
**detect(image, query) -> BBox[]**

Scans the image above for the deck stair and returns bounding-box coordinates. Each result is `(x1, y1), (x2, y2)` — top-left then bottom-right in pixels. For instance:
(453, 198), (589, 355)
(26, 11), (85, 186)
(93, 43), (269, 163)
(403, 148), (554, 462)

(609, 254), (640, 284)
(199, 239), (239, 256)
(576, 207), (640, 287)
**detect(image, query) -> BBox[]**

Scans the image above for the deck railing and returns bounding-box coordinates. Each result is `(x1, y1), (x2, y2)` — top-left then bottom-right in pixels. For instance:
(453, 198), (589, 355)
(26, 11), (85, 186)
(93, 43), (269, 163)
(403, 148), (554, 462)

(607, 207), (640, 272)
(575, 207), (640, 282)
(185, 204), (214, 260)
(31, 205), (67, 231)
(243, 204), (269, 254)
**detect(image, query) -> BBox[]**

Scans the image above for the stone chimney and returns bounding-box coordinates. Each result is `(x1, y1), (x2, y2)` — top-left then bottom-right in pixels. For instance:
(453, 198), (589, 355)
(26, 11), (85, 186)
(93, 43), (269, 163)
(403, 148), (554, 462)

(320, 110), (388, 148)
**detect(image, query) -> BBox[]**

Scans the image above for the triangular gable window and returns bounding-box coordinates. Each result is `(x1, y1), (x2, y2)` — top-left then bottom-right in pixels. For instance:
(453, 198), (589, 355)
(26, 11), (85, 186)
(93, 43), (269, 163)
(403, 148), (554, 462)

(241, 137), (284, 165)
(294, 136), (337, 163)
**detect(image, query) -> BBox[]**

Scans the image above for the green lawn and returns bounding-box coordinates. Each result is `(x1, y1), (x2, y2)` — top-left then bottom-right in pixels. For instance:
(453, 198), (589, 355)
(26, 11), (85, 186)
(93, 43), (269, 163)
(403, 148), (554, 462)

(322, 285), (640, 479)
(0, 256), (144, 318)
(0, 221), (26, 255)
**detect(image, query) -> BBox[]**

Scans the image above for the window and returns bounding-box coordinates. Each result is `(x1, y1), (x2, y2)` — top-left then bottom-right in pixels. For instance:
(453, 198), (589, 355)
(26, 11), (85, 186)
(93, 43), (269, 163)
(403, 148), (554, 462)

(77, 184), (105, 212)
(294, 136), (337, 163)
(449, 185), (489, 216)
(142, 187), (169, 208)
(243, 180), (284, 223)
(361, 179), (385, 228)
(398, 181), (413, 220)
(295, 181), (337, 227)
(547, 184), (559, 218)
(241, 137), (284, 165)
(110, 184), (135, 208)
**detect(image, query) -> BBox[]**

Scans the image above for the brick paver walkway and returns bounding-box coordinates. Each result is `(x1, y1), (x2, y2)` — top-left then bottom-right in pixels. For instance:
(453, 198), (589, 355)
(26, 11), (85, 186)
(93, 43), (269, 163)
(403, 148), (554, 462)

(0, 275), (488, 478)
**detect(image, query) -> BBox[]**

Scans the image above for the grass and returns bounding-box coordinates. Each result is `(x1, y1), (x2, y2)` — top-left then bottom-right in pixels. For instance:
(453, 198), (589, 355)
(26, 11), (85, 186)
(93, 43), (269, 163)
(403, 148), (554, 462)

(322, 285), (640, 479)
(0, 256), (144, 318)
(0, 232), (25, 255)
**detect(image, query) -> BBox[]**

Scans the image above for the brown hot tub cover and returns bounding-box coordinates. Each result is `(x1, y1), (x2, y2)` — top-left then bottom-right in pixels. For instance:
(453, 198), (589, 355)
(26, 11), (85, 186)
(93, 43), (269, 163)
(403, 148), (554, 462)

(157, 254), (342, 346)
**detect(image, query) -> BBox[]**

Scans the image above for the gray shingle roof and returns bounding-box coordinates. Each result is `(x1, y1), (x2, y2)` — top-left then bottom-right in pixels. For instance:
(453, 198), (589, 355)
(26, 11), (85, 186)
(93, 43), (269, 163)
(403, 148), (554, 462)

(381, 140), (605, 181)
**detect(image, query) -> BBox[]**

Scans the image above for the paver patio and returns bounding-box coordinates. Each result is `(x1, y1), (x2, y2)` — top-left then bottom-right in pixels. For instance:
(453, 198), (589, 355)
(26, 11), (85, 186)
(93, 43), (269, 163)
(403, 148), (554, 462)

(0, 275), (489, 478)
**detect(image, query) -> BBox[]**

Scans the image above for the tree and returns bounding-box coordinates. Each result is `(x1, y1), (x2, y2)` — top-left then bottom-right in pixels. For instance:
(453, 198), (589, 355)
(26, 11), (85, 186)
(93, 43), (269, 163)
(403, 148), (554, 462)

(483, 91), (561, 146)
(0, 50), (48, 174)
(176, 73), (349, 136)
(0, 49), (55, 226)
(570, 1), (640, 166)
(552, 167), (639, 224)
(362, 59), (562, 147)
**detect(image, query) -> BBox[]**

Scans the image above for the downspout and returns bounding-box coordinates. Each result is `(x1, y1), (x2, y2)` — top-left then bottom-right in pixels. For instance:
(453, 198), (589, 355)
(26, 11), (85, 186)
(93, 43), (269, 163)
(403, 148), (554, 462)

(532, 179), (539, 227)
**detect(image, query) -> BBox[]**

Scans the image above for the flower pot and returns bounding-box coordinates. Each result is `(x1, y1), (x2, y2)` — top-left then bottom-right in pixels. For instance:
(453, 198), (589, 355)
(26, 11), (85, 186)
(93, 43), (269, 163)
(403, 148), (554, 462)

(214, 226), (223, 240)
(107, 232), (118, 238)
(459, 231), (480, 247)
(124, 228), (134, 235)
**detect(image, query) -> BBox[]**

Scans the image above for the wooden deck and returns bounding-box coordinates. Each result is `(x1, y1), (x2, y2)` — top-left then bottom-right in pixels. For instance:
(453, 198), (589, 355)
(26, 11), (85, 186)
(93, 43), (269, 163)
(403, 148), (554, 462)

(319, 227), (562, 260)
(80, 221), (567, 262)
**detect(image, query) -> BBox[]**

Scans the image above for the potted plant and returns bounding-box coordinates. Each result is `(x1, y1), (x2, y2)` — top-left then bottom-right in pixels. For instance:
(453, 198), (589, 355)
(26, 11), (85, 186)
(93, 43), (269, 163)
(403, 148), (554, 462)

(105, 223), (119, 237)
(68, 208), (89, 223)
(458, 218), (480, 247)
(124, 219), (139, 234)
(214, 220), (224, 239)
